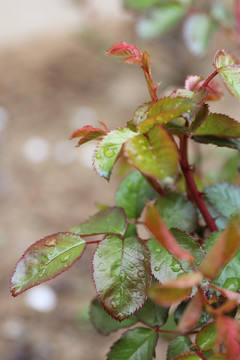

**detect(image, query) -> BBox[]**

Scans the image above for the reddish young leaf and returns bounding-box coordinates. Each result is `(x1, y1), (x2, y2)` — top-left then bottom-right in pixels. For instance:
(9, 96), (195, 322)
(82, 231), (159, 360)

(149, 272), (202, 307)
(209, 284), (240, 305)
(70, 125), (107, 146)
(106, 42), (142, 65)
(216, 316), (240, 360)
(145, 204), (194, 263)
(184, 75), (223, 101)
(214, 50), (239, 69)
(178, 290), (203, 331)
(11, 233), (86, 297)
(200, 216), (240, 280)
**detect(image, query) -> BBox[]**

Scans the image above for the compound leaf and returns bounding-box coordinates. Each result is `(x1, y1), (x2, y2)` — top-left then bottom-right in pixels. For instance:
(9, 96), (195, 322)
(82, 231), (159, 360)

(90, 297), (137, 335)
(70, 207), (127, 237)
(93, 235), (151, 321)
(11, 232), (86, 297)
(93, 128), (136, 180)
(115, 171), (158, 219)
(107, 327), (158, 360)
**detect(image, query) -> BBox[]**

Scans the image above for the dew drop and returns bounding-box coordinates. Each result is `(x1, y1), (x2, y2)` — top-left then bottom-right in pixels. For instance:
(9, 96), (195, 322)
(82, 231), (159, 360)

(45, 238), (57, 247)
(171, 259), (181, 272)
(104, 148), (115, 158)
(137, 270), (145, 278)
(155, 248), (161, 253)
(95, 153), (102, 159)
(65, 232), (71, 236)
(61, 254), (70, 263)
(111, 301), (117, 309)
(154, 266), (160, 272)
(49, 251), (54, 255)
(39, 268), (45, 278)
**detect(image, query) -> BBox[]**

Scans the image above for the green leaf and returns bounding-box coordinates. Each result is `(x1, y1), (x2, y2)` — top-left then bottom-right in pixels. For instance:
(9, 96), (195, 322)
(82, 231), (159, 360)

(148, 238), (184, 282)
(167, 336), (192, 360)
(70, 207), (127, 236)
(219, 153), (240, 183)
(107, 327), (158, 360)
(127, 103), (151, 131)
(204, 183), (240, 221)
(194, 113), (240, 138)
(11, 233), (86, 297)
(155, 193), (197, 232)
(172, 354), (201, 360)
(124, 0), (159, 11)
(135, 298), (169, 327)
(115, 171), (158, 219)
(208, 354), (227, 360)
(138, 97), (195, 133)
(188, 104), (210, 133)
(193, 135), (240, 151)
(196, 322), (217, 352)
(183, 13), (215, 56)
(137, 3), (186, 39)
(93, 236), (151, 321)
(124, 125), (179, 182)
(93, 128), (136, 180)
(90, 297), (137, 335)
(125, 223), (138, 237)
(214, 50), (239, 69)
(218, 65), (240, 101)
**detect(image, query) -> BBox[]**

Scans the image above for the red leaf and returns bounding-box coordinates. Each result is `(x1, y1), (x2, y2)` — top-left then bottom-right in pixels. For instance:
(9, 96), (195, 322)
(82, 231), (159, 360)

(106, 42), (142, 65)
(185, 75), (223, 101)
(200, 216), (240, 280)
(69, 125), (107, 146)
(216, 316), (240, 360)
(209, 284), (240, 305)
(178, 290), (203, 331)
(145, 204), (194, 263)
(149, 272), (202, 307)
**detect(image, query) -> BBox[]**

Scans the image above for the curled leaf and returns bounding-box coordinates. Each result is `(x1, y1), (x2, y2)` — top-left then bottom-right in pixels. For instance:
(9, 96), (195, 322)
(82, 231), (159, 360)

(106, 42), (142, 65)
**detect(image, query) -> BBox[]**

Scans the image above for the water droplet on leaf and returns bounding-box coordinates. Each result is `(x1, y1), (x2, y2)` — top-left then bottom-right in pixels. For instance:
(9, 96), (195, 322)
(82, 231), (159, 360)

(171, 259), (181, 272)
(45, 238), (57, 247)
(154, 266), (160, 271)
(111, 301), (117, 309)
(104, 148), (115, 158)
(95, 153), (102, 159)
(39, 268), (45, 278)
(137, 270), (145, 278)
(61, 254), (70, 263)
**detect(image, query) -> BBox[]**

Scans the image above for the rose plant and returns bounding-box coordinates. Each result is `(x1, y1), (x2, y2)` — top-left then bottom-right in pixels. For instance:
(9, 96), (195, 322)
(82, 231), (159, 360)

(11, 42), (240, 359)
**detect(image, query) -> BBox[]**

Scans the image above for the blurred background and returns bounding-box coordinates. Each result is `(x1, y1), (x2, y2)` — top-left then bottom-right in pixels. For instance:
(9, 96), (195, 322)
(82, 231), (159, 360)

(0, 0), (239, 359)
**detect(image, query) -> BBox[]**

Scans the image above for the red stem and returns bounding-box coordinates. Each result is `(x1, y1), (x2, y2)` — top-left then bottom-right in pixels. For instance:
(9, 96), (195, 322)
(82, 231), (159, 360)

(180, 136), (218, 232)
(200, 70), (218, 89)
(196, 349), (207, 360)
(145, 175), (165, 195)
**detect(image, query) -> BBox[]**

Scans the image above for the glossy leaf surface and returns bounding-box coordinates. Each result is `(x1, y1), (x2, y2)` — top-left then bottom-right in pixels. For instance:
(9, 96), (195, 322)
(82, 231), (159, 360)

(127, 102), (150, 131)
(149, 272), (202, 306)
(124, 125), (179, 181)
(70, 207), (127, 236)
(90, 298), (137, 335)
(194, 113), (240, 138)
(136, 298), (169, 327)
(93, 236), (151, 320)
(137, 97), (195, 133)
(167, 336), (192, 360)
(94, 128), (136, 180)
(196, 322), (217, 352)
(115, 171), (157, 219)
(11, 233), (86, 296)
(172, 354), (201, 360)
(193, 135), (240, 151)
(155, 193), (197, 232)
(107, 327), (158, 360)
(200, 216), (240, 280)
(145, 204), (194, 263)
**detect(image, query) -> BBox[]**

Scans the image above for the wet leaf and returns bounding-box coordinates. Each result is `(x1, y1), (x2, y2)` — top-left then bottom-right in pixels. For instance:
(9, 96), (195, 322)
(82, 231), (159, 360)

(135, 297), (169, 327)
(93, 235), (151, 321)
(149, 272), (202, 306)
(155, 193), (197, 232)
(200, 216), (240, 280)
(194, 113), (240, 138)
(167, 336), (192, 360)
(145, 204), (194, 263)
(137, 97), (195, 133)
(107, 327), (158, 360)
(214, 49), (239, 69)
(218, 65), (240, 101)
(115, 171), (158, 219)
(124, 125), (179, 182)
(94, 128), (136, 180)
(90, 298), (137, 335)
(70, 125), (106, 146)
(70, 207), (127, 237)
(127, 102), (151, 131)
(196, 322), (217, 352)
(11, 233), (86, 297)
(183, 13), (215, 56)
(171, 353), (201, 360)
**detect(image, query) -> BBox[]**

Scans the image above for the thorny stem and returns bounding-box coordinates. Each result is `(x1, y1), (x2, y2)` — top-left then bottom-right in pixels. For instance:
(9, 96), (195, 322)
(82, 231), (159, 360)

(143, 71), (158, 103)
(196, 349), (207, 360)
(179, 136), (218, 232)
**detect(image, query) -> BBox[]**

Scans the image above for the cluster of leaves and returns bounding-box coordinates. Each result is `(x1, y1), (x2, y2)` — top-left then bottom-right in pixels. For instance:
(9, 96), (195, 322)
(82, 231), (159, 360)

(125, 0), (239, 56)
(11, 43), (240, 359)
